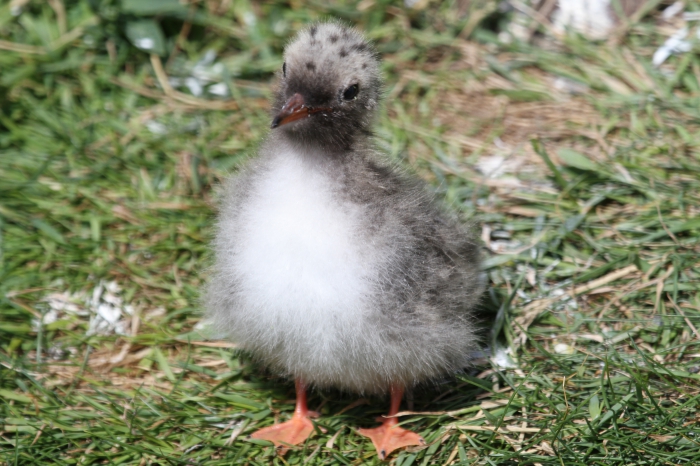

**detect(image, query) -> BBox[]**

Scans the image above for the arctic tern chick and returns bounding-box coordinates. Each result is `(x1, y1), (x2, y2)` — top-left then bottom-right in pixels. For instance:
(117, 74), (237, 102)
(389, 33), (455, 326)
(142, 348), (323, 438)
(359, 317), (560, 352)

(205, 22), (483, 459)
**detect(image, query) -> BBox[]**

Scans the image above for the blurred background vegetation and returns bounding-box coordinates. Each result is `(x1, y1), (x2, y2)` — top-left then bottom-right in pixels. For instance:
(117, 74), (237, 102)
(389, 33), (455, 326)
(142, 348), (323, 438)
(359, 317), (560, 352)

(2, 0), (700, 464)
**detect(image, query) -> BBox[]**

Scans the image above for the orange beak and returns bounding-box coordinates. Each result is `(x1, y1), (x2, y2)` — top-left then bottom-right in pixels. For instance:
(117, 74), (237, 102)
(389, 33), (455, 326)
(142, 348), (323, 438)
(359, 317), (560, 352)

(271, 93), (332, 129)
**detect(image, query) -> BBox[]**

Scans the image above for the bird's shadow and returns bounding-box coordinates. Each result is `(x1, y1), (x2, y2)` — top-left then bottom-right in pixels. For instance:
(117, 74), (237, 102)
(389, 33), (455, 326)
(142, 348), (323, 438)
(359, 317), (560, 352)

(235, 367), (492, 437)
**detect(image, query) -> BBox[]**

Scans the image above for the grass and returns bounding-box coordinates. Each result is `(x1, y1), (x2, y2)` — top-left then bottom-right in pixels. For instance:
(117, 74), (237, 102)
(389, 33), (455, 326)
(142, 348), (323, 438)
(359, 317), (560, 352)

(2, 0), (700, 464)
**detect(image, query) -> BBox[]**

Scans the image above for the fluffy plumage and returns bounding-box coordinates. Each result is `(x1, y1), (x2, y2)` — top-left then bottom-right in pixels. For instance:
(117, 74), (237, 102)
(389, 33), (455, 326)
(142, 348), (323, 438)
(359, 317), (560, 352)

(205, 22), (483, 395)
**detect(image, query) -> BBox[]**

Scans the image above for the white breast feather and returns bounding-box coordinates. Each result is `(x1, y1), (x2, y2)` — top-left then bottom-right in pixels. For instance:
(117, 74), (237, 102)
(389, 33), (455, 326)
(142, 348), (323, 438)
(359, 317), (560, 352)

(232, 152), (372, 347)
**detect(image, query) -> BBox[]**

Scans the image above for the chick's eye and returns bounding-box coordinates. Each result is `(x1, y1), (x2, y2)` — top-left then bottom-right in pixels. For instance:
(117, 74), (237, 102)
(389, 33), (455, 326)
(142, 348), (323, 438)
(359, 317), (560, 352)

(342, 84), (359, 101)
(282, 62), (286, 77)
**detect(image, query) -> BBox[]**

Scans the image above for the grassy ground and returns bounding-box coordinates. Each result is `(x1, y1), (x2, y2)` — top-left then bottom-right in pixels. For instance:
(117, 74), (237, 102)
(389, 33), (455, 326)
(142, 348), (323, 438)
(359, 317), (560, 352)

(2, 0), (700, 464)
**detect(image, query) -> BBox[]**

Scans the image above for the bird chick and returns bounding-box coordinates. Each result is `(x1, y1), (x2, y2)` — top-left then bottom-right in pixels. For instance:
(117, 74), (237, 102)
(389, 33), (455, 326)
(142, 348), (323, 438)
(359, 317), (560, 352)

(205, 22), (483, 459)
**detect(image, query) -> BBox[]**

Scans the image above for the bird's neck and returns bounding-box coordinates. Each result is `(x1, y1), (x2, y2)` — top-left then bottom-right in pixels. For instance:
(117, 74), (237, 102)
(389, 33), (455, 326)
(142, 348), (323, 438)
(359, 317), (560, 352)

(273, 131), (367, 164)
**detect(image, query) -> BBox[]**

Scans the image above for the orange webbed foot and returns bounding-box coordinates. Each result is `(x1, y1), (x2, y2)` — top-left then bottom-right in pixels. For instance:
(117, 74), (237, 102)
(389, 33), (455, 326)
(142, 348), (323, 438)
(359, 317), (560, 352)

(357, 422), (425, 460)
(248, 379), (322, 454)
(250, 413), (315, 453)
(357, 384), (426, 459)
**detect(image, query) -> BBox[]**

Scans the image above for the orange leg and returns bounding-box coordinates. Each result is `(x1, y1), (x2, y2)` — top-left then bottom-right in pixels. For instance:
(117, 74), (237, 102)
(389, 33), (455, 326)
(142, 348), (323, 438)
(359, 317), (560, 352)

(357, 385), (426, 459)
(250, 379), (318, 453)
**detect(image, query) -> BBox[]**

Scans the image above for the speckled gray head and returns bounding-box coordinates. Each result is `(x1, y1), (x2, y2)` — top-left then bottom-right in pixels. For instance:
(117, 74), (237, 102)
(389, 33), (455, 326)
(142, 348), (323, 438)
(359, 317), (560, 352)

(271, 22), (382, 150)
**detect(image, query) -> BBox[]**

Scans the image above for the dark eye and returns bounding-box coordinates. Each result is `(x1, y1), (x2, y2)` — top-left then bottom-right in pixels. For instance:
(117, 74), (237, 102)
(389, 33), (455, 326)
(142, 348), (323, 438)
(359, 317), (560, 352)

(342, 84), (359, 101)
(282, 62), (286, 77)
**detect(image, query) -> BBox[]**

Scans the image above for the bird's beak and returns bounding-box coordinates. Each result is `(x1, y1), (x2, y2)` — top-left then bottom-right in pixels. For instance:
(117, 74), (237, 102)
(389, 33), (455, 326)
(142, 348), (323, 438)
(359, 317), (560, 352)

(271, 93), (332, 129)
